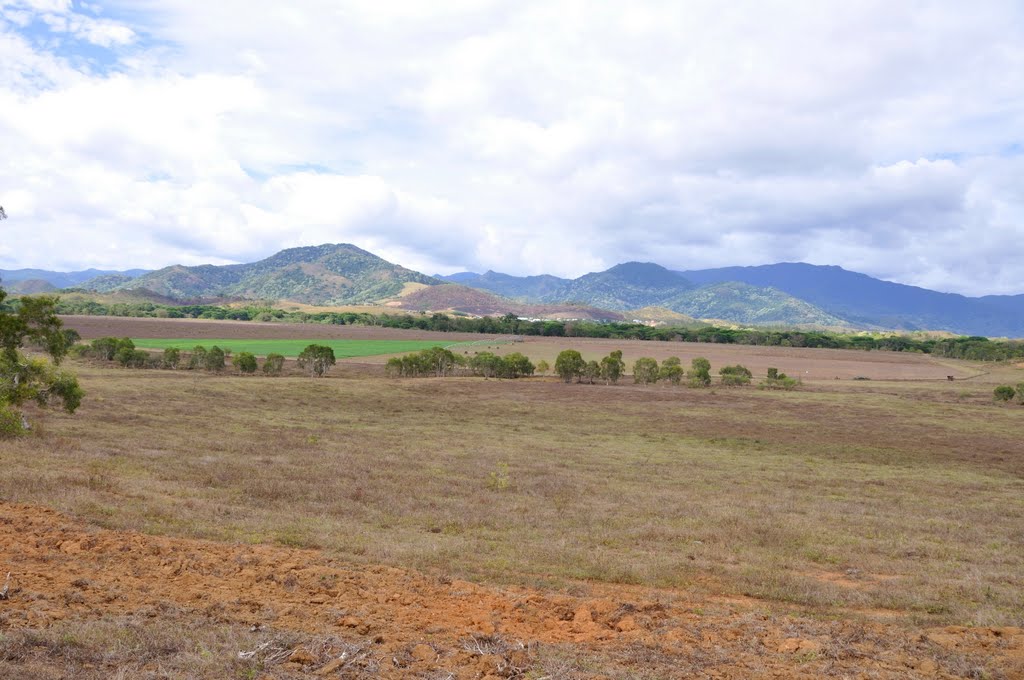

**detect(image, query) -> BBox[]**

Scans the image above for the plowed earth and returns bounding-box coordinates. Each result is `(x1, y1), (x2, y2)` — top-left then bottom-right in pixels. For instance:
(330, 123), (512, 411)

(2, 504), (1020, 679)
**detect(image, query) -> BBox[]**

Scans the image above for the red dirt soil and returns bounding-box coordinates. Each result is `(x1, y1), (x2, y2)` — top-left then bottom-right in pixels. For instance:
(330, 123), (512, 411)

(1, 503), (1020, 678)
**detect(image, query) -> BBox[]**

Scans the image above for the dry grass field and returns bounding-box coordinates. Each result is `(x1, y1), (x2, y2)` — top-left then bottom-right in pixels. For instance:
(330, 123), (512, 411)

(2, 317), (1023, 677)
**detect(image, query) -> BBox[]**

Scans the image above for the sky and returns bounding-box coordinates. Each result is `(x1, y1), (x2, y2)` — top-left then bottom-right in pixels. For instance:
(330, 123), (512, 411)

(1, 1), (1023, 296)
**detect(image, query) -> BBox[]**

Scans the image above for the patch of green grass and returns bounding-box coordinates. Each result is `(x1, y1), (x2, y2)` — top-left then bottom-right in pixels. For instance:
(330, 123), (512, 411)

(130, 338), (477, 358)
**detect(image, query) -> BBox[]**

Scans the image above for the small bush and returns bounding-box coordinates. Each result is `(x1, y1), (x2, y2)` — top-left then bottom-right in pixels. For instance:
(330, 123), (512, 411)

(263, 353), (285, 376)
(686, 357), (711, 387)
(719, 364), (752, 386)
(993, 385), (1016, 402)
(162, 347), (181, 369)
(1016, 383), (1024, 405)
(0, 403), (25, 438)
(232, 351), (258, 374)
(204, 346), (226, 372)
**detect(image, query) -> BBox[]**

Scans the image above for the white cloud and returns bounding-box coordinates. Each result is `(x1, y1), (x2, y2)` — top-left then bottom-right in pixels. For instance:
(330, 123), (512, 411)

(1, 1), (1023, 294)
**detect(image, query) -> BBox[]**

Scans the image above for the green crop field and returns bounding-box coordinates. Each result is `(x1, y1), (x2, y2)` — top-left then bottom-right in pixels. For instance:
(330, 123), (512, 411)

(131, 338), (474, 358)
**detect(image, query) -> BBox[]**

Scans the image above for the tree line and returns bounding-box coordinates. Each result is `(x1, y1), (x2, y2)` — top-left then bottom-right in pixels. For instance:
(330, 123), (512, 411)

(47, 297), (1024, 361)
(387, 346), (799, 390)
(77, 338), (337, 377)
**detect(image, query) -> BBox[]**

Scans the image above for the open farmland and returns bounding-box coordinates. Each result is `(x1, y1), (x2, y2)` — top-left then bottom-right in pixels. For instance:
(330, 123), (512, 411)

(2, 316), (1023, 677)
(131, 338), (481, 359)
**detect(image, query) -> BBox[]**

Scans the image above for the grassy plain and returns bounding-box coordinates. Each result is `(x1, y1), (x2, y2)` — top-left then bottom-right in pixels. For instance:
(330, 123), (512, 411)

(2, 346), (1022, 634)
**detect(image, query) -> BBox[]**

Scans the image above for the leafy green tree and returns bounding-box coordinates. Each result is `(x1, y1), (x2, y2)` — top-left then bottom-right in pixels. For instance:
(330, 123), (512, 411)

(502, 352), (535, 378)
(719, 364), (752, 386)
(554, 349), (585, 383)
(535, 359), (550, 375)
(599, 350), (625, 385)
(994, 385), (1016, 402)
(297, 344), (336, 377)
(263, 353), (285, 376)
(658, 356), (683, 385)
(232, 351), (258, 374)
(0, 288), (83, 435)
(633, 357), (660, 385)
(162, 347), (181, 369)
(470, 351), (503, 378)
(204, 346), (226, 372)
(687, 357), (711, 387)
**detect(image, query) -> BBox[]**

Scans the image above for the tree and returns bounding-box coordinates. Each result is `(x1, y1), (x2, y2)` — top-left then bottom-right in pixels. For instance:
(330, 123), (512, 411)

(470, 351), (503, 378)
(554, 349), (585, 383)
(297, 344), (336, 377)
(633, 357), (660, 385)
(501, 352), (535, 378)
(599, 350), (625, 384)
(232, 351), (258, 374)
(582, 360), (601, 384)
(535, 359), (550, 375)
(687, 357), (711, 387)
(0, 288), (83, 435)
(204, 346), (226, 372)
(263, 353), (285, 376)
(658, 356), (683, 385)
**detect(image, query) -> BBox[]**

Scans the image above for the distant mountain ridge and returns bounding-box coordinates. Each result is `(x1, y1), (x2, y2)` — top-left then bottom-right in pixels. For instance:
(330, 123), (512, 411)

(7, 245), (1023, 335)
(96, 244), (439, 305)
(674, 263), (1024, 336)
(0, 267), (149, 289)
(439, 263), (845, 327)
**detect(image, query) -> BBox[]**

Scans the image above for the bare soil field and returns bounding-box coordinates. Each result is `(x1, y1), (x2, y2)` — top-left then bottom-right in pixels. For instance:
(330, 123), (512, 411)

(2, 503), (1021, 679)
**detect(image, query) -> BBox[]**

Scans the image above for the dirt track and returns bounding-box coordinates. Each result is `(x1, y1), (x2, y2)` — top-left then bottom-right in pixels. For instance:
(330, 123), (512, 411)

(1, 503), (1020, 678)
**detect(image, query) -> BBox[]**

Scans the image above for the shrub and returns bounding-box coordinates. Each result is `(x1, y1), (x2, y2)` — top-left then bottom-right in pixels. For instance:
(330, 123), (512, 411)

(535, 359), (550, 375)
(687, 357), (711, 387)
(0, 403), (25, 438)
(91, 337), (134, 361)
(659, 357), (683, 385)
(263, 353), (285, 376)
(204, 346), (226, 372)
(232, 351), (258, 374)
(582, 360), (601, 384)
(162, 347), (181, 369)
(719, 364), (752, 386)
(188, 346), (208, 370)
(115, 347), (148, 368)
(1017, 383), (1024, 405)
(297, 344), (336, 377)
(993, 385), (1016, 402)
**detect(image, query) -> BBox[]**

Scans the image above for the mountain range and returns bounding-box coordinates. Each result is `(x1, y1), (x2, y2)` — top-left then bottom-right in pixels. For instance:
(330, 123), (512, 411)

(3, 244), (1022, 336)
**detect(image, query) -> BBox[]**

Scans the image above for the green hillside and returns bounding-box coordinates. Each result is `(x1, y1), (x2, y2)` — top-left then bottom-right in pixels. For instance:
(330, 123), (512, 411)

(663, 282), (847, 326)
(97, 244), (439, 304)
